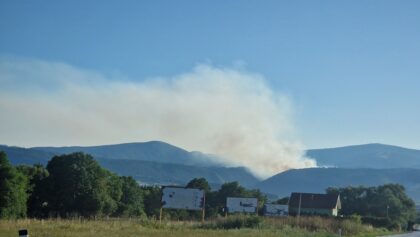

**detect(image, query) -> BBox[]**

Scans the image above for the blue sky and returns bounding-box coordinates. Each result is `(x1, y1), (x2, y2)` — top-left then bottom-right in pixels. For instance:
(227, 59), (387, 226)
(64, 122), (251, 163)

(1, 0), (420, 149)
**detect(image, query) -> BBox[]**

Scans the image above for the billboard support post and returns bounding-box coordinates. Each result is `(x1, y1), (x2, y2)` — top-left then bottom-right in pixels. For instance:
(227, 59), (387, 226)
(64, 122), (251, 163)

(201, 192), (206, 223)
(257, 199), (259, 215)
(159, 207), (163, 225)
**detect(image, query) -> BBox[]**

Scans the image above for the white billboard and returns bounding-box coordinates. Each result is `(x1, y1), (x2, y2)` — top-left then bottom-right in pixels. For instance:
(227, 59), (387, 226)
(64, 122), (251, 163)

(264, 204), (288, 216)
(161, 187), (204, 210)
(226, 197), (258, 213)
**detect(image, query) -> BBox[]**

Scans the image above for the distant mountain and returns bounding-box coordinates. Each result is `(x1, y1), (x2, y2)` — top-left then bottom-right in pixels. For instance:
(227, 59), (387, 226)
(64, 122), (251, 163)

(307, 143), (420, 169)
(256, 168), (420, 202)
(33, 141), (220, 166)
(0, 145), (52, 165)
(4, 142), (420, 195)
(0, 143), (259, 188)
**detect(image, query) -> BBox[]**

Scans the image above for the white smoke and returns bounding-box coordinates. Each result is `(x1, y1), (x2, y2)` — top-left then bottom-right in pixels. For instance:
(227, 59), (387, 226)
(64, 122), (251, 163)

(0, 57), (316, 178)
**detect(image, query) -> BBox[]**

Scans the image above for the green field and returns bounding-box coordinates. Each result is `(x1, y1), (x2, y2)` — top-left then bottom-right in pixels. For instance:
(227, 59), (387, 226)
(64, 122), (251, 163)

(0, 217), (392, 237)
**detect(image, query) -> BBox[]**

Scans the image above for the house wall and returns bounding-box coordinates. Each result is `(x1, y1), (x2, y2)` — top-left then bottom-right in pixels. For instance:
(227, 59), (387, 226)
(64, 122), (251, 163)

(289, 207), (336, 216)
(332, 208), (338, 216)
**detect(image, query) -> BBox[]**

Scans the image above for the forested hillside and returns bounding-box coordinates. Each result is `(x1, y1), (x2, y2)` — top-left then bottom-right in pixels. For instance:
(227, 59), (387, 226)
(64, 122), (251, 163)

(0, 143), (258, 188)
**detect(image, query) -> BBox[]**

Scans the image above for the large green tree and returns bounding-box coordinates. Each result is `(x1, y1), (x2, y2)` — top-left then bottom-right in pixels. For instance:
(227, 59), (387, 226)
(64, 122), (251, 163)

(0, 151), (28, 218)
(41, 152), (115, 217)
(186, 177), (211, 193)
(115, 176), (144, 217)
(142, 186), (162, 218)
(16, 164), (49, 217)
(102, 171), (123, 215)
(16, 164), (49, 192)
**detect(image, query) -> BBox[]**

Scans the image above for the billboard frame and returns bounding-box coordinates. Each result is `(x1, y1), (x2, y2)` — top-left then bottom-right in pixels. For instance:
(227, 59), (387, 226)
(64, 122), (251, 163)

(160, 185), (206, 223)
(263, 204), (288, 217)
(225, 197), (259, 215)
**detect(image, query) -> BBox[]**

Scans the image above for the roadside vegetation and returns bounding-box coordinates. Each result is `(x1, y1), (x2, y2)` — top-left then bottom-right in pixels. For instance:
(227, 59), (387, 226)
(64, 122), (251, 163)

(0, 216), (391, 237)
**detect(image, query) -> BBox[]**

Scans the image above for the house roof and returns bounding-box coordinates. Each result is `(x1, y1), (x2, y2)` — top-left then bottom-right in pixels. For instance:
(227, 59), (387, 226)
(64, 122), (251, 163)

(289, 192), (340, 209)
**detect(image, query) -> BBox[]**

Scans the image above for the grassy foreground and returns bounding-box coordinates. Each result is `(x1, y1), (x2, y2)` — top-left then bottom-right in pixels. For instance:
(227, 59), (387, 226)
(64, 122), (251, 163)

(0, 217), (391, 237)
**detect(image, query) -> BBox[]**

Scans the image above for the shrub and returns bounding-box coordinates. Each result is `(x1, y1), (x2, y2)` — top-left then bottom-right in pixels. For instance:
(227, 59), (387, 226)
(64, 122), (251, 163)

(361, 216), (392, 229)
(201, 215), (262, 229)
(349, 214), (362, 224)
(264, 216), (375, 236)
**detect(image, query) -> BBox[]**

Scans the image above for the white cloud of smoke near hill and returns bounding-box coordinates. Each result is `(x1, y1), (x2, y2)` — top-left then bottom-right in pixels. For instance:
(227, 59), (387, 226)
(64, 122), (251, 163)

(0, 57), (316, 178)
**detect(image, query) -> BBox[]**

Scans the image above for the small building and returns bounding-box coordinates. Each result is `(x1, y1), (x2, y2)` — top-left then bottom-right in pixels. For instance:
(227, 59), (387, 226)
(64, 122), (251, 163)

(288, 192), (341, 217)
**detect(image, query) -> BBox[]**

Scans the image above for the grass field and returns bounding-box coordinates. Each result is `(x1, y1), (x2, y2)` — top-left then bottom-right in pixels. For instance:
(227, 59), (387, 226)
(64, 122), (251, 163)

(0, 217), (392, 237)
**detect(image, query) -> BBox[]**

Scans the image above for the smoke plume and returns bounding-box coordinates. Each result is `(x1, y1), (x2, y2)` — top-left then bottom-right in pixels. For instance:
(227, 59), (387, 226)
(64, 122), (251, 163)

(0, 57), (316, 178)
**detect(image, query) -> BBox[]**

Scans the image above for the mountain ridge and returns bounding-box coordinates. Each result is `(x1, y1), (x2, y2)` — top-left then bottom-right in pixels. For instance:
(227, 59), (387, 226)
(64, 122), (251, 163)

(31, 140), (221, 166)
(2, 142), (420, 200)
(0, 142), (259, 188)
(307, 143), (420, 169)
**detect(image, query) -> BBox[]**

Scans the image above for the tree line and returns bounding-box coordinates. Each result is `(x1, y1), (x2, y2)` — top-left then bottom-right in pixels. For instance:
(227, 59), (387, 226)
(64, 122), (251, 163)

(327, 185), (417, 229)
(0, 151), (264, 219)
(0, 151), (417, 229)
(1, 151), (144, 218)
